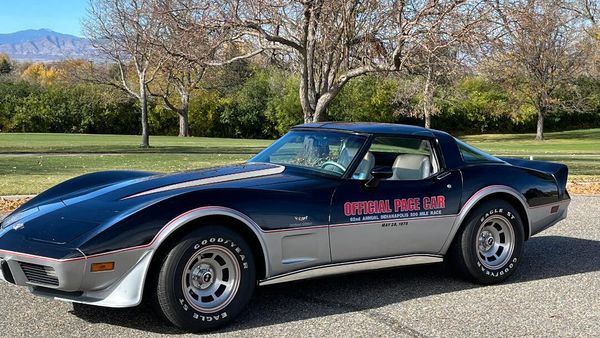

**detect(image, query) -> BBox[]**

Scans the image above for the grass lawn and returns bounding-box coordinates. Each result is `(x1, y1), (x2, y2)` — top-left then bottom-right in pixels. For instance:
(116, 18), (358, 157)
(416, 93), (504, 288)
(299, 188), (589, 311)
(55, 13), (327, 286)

(0, 129), (599, 195)
(462, 128), (600, 155)
(0, 133), (272, 154)
(0, 153), (249, 195)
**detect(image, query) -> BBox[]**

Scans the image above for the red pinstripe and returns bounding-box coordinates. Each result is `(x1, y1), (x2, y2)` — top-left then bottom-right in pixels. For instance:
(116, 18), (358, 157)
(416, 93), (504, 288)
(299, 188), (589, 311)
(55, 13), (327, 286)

(1, 186), (564, 263)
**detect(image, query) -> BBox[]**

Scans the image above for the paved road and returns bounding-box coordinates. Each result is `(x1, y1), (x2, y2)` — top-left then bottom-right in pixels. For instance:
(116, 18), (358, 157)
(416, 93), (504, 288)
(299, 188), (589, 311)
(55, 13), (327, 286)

(0, 196), (599, 337)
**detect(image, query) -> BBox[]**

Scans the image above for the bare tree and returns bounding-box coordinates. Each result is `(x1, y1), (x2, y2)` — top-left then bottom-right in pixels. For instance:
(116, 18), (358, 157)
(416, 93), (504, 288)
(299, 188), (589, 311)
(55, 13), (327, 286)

(229, 0), (474, 123)
(84, 0), (164, 147)
(489, 0), (583, 140)
(572, 0), (600, 29)
(408, 1), (486, 128)
(151, 60), (204, 137)
(149, 0), (262, 137)
(569, 1), (600, 79)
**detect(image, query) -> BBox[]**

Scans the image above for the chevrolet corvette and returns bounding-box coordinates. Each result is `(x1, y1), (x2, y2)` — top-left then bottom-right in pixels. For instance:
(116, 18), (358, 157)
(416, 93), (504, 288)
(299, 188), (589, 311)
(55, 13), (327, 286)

(0, 122), (570, 331)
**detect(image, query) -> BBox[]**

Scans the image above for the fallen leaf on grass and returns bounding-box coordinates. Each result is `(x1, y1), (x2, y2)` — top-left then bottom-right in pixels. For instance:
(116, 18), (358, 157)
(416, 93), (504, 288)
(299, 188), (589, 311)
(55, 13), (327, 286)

(0, 198), (31, 213)
(567, 181), (600, 195)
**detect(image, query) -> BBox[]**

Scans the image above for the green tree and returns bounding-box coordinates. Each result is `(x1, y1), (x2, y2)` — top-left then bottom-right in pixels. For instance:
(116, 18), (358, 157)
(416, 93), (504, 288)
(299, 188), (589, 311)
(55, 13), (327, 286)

(0, 58), (12, 75)
(329, 75), (399, 123)
(266, 74), (303, 137)
(217, 70), (273, 138)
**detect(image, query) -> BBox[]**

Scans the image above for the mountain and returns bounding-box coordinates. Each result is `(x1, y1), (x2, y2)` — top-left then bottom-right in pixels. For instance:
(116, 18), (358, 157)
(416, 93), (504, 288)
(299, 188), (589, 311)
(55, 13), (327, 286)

(0, 29), (97, 62)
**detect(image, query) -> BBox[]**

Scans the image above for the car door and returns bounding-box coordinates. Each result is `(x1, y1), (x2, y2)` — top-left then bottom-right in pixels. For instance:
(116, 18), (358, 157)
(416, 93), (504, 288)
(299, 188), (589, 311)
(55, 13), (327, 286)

(329, 135), (462, 263)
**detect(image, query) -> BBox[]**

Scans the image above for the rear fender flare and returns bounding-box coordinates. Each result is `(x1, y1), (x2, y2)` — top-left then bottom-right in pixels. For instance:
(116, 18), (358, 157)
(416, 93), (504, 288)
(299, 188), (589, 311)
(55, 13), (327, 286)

(439, 185), (530, 254)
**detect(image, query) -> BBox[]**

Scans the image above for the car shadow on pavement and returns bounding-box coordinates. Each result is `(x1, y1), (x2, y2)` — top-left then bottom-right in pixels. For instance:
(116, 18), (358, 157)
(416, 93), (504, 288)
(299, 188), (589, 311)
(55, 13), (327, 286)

(69, 235), (600, 334)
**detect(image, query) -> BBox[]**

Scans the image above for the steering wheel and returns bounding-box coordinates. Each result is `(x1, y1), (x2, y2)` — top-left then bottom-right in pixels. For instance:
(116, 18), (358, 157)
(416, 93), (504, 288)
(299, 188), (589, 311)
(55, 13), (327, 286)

(321, 161), (346, 174)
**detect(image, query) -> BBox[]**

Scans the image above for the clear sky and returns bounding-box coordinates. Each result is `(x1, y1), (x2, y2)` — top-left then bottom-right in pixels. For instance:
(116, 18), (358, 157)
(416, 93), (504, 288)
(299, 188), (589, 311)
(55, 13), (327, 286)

(0, 0), (88, 36)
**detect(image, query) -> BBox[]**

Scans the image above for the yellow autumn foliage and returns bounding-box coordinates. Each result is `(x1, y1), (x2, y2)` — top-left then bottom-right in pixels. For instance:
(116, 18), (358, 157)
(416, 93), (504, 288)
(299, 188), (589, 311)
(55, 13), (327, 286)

(21, 63), (63, 85)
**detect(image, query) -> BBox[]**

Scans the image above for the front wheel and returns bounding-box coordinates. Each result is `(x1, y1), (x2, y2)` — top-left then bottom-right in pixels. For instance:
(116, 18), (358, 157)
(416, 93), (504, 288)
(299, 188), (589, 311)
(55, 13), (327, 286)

(448, 200), (524, 284)
(155, 225), (256, 332)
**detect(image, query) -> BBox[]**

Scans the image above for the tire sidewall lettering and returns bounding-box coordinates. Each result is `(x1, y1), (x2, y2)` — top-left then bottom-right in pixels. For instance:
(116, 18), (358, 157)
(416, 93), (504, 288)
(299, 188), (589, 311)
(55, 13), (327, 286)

(176, 235), (249, 321)
(474, 207), (521, 279)
(476, 257), (518, 278)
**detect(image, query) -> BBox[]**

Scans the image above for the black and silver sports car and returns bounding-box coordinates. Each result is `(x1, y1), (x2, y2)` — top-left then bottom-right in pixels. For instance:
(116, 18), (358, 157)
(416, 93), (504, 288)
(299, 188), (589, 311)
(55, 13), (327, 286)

(0, 123), (570, 331)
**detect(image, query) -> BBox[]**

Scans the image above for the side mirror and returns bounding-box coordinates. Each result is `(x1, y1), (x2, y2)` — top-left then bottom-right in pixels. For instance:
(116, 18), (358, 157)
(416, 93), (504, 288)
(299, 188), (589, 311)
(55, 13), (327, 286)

(365, 167), (393, 188)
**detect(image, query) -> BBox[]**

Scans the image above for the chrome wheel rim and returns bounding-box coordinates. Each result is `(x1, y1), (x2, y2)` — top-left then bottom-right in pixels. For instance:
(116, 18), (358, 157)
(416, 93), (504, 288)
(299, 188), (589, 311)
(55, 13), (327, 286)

(182, 245), (240, 313)
(476, 215), (515, 269)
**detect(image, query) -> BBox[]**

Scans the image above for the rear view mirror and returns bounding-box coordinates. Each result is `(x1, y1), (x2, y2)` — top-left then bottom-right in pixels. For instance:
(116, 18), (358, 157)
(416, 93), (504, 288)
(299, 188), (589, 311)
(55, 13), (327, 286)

(365, 167), (393, 188)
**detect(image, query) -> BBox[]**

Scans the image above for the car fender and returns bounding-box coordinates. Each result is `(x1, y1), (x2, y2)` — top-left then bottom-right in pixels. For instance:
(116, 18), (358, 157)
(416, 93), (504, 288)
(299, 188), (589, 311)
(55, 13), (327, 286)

(147, 206), (271, 278)
(439, 185), (530, 255)
(56, 206), (272, 308)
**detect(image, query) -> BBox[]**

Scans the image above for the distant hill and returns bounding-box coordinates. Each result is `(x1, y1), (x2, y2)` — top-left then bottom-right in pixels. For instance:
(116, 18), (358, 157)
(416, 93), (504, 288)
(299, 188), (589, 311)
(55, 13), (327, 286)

(0, 29), (97, 62)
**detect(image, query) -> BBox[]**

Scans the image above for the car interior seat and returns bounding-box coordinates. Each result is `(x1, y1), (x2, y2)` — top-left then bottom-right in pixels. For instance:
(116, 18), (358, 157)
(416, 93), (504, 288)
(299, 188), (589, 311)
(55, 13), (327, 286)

(390, 154), (431, 180)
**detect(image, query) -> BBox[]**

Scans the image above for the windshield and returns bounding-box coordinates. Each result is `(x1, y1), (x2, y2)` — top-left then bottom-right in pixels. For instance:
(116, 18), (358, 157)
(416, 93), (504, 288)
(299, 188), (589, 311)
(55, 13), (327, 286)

(250, 130), (367, 177)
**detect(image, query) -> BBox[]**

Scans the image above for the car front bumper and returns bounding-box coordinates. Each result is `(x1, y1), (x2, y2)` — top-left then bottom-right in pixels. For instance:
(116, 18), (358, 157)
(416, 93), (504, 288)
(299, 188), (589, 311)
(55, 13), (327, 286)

(0, 247), (153, 308)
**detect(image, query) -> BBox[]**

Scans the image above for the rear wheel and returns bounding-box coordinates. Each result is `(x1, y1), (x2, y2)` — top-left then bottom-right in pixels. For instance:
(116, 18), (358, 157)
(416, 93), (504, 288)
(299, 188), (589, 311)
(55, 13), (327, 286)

(448, 200), (524, 284)
(155, 225), (255, 332)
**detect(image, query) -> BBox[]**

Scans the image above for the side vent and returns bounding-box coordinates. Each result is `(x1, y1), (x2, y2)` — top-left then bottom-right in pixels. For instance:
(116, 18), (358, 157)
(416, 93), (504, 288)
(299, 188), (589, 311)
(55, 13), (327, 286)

(19, 262), (59, 287)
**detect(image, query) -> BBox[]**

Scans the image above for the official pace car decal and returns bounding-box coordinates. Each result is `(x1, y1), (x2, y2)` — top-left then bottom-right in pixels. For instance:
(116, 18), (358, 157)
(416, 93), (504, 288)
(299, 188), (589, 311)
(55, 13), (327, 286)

(343, 195), (447, 222)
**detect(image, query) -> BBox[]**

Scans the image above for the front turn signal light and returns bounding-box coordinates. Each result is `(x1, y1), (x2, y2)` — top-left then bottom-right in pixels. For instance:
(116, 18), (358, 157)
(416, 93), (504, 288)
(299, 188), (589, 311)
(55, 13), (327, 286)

(91, 262), (115, 272)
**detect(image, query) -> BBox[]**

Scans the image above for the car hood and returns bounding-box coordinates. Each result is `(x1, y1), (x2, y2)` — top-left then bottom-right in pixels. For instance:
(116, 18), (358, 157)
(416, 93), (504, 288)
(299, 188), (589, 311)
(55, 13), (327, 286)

(1, 162), (285, 247)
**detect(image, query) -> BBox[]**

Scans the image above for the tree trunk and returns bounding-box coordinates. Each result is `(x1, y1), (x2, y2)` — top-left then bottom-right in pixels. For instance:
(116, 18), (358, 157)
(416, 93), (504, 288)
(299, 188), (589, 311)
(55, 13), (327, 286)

(313, 94), (334, 123)
(423, 89), (433, 129)
(299, 62), (314, 123)
(536, 110), (544, 141)
(423, 66), (434, 129)
(535, 94), (547, 141)
(139, 84), (150, 148)
(300, 90), (317, 123)
(178, 93), (190, 137)
(313, 105), (327, 122)
(299, 88), (315, 123)
(179, 112), (190, 137)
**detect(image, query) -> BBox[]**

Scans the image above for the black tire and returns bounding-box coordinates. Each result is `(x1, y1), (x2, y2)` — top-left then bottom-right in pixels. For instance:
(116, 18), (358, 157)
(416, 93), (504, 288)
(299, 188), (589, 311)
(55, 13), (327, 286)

(155, 225), (255, 332)
(448, 199), (524, 284)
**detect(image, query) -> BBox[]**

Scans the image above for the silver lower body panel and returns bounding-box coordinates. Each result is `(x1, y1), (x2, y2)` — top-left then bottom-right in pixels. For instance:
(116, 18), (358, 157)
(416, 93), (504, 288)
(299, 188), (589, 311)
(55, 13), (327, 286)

(0, 248), (152, 308)
(259, 254), (443, 286)
(0, 198), (571, 308)
(528, 199), (570, 237)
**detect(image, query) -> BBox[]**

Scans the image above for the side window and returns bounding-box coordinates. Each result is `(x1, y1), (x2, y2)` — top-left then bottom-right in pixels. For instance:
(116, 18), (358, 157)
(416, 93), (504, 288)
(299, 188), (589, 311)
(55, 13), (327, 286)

(351, 136), (440, 181)
(459, 145), (487, 162)
(455, 138), (501, 163)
